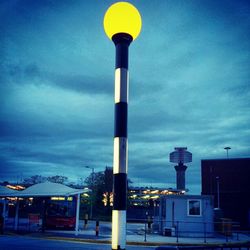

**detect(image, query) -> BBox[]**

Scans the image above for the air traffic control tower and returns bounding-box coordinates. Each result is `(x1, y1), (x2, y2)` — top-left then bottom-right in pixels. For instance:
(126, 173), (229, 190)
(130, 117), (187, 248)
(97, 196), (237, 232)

(170, 147), (192, 190)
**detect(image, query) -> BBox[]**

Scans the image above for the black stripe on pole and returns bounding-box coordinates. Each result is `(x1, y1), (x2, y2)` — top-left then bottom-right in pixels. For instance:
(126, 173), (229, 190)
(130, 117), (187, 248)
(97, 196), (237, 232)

(113, 173), (127, 210)
(112, 33), (132, 69)
(114, 102), (127, 137)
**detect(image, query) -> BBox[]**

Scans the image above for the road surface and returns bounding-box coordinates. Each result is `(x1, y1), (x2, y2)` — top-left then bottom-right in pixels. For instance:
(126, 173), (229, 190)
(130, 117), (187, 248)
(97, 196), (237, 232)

(0, 235), (155, 250)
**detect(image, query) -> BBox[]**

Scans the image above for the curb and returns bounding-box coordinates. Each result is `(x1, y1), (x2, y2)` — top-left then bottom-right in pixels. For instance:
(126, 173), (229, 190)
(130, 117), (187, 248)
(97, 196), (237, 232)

(4, 232), (250, 247)
(34, 235), (250, 247)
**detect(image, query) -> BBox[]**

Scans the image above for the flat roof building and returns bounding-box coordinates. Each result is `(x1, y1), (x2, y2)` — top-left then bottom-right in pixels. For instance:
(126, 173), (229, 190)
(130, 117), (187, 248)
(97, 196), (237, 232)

(201, 158), (250, 229)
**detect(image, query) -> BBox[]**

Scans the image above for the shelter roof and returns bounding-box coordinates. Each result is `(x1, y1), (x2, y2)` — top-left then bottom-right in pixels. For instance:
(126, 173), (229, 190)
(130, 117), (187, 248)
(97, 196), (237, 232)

(0, 182), (88, 197)
(0, 185), (19, 197)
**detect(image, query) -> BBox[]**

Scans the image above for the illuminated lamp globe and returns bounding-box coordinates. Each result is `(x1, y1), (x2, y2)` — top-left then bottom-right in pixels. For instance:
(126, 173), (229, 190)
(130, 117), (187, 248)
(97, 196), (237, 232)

(103, 2), (142, 41)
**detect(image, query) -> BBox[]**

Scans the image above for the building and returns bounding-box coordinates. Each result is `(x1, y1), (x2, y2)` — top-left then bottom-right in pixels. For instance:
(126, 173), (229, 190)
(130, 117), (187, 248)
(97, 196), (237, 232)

(159, 195), (214, 237)
(201, 158), (250, 229)
(127, 187), (185, 220)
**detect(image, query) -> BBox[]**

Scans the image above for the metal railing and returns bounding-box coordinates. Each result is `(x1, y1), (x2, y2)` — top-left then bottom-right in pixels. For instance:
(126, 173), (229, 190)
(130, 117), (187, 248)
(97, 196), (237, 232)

(128, 219), (250, 245)
(3, 217), (250, 248)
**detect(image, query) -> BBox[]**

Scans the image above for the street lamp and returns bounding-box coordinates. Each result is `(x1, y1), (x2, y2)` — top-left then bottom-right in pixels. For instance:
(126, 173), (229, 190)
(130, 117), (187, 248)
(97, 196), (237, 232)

(103, 2), (142, 250)
(85, 166), (94, 219)
(224, 147), (231, 158)
(216, 176), (220, 209)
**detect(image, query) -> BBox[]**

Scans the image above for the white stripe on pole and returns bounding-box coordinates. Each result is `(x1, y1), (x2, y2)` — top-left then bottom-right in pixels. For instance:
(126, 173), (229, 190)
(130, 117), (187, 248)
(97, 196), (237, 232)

(112, 210), (126, 249)
(115, 68), (129, 104)
(113, 137), (128, 174)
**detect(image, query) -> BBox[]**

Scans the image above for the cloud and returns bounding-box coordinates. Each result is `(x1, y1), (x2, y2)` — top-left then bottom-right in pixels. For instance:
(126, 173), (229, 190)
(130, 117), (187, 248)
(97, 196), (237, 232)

(2, 62), (114, 96)
(0, 0), (249, 193)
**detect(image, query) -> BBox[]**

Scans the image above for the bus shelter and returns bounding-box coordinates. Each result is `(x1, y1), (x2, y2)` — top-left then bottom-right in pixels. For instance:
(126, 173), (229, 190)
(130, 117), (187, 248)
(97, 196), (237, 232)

(0, 182), (88, 235)
(0, 185), (19, 225)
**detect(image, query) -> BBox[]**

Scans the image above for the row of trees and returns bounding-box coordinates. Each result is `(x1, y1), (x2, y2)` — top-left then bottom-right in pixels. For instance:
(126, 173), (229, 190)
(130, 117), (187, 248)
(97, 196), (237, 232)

(22, 175), (69, 185)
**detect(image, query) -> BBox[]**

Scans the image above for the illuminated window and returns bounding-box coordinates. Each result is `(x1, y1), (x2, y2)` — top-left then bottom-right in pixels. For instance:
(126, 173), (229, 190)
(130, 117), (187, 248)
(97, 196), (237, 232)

(51, 197), (65, 201)
(188, 199), (201, 216)
(67, 197), (73, 201)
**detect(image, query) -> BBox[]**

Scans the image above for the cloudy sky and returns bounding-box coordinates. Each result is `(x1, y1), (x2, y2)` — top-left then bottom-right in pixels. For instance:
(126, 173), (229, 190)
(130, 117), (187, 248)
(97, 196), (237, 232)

(1, 0), (249, 193)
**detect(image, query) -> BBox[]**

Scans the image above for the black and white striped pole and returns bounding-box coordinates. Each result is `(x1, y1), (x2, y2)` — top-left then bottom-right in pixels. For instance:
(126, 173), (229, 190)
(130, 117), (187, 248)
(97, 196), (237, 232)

(103, 2), (142, 250)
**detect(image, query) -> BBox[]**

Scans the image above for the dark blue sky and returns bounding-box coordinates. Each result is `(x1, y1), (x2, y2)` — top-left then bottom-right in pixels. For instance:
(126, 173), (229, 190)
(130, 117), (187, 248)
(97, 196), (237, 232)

(0, 0), (249, 193)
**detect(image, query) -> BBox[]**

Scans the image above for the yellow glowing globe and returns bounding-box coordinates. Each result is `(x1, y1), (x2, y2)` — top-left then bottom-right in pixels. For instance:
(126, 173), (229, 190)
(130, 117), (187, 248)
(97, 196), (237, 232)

(103, 2), (142, 41)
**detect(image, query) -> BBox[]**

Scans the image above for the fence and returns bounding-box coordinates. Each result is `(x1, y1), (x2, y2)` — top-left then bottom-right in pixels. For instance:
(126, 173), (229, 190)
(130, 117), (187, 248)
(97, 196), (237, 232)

(4, 217), (42, 232)
(155, 246), (250, 250)
(128, 219), (250, 244)
(3, 217), (250, 247)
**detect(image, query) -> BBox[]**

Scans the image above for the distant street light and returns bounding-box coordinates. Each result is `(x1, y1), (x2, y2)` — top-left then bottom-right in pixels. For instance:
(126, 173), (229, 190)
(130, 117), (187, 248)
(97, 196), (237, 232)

(216, 176), (220, 209)
(85, 166), (94, 219)
(224, 147), (231, 158)
(103, 2), (142, 250)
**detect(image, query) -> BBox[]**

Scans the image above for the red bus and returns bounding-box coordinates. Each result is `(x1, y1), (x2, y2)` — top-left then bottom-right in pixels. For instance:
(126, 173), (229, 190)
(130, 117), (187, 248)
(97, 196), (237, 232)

(46, 196), (76, 229)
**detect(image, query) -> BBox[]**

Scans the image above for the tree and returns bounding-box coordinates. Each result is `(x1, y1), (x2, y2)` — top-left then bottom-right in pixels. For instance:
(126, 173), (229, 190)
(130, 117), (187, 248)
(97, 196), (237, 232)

(84, 171), (107, 218)
(22, 175), (68, 185)
(23, 175), (46, 184)
(84, 169), (133, 219)
(84, 171), (105, 189)
(47, 175), (68, 184)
